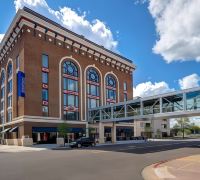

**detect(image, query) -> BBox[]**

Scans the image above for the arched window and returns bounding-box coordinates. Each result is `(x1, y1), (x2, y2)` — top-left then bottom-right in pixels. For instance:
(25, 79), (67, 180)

(106, 75), (117, 105)
(63, 61), (79, 120)
(0, 70), (5, 124)
(7, 63), (12, 122)
(87, 68), (100, 109)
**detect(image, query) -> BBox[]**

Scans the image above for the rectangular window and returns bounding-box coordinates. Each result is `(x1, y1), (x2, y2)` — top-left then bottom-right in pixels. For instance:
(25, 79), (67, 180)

(108, 90), (116, 100)
(42, 106), (48, 116)
(8, 80), (12, 93)
(7, 110), (12, 122)
(68, 94), (75, 106)
(63, 78), (67, 90)
(124, 82), (127, 91)
(67, 79), (78, 91)
(63, 94), (67, 106)
(0, 113), (4, 124)
(16, 55), (20, 71)
(124, 93), (127, 101)
(42, 89), (48, 101)
(64, 111), (79, 121)
(42, 54), (49, 68)
(1, 87), (5, 99)
(42, 72), (48, 84)
(1, 101), (4, 111)
(7, 95), (12, 107)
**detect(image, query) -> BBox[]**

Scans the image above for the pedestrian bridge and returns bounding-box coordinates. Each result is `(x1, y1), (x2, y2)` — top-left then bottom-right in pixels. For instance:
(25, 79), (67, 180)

(89, 87), (200, 123)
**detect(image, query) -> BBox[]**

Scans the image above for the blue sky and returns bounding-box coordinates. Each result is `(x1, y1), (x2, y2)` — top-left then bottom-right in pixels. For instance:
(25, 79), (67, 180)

(1, 0), (200, 97)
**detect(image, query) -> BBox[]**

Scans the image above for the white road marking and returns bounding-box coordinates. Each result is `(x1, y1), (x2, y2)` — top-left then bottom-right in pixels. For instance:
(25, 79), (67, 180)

(118, 142), (191, 151)
(155, 166), (176, 179)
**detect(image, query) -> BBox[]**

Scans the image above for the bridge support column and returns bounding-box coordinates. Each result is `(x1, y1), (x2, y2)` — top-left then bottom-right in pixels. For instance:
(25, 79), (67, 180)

(98, 122), (105, 144)
(111, 122), (116, 143)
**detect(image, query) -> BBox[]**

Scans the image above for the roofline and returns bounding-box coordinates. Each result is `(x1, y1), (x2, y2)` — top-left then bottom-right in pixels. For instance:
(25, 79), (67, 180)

(23, 7), (133, 64)
(0, 7), (136, 69)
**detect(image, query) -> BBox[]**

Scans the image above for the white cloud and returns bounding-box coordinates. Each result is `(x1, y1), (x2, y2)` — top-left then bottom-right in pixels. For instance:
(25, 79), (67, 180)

(0, 34), (4, 43)
(14, 0), (118, 51)
(179, 73), (200, 90)
(147, 0), (200, 63)
(133, 81), (174, 97)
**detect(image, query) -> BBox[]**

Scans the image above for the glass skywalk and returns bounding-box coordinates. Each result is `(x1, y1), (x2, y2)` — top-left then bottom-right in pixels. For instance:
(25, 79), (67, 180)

(89, 87), (200, 122)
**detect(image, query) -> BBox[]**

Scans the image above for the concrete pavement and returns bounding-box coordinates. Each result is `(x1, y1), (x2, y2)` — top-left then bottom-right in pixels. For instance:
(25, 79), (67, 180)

(142, 154), (200, 180)
(0, 140), (199, 180)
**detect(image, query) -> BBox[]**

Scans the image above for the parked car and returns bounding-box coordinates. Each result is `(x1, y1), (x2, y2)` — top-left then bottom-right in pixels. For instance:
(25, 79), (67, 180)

(70, 137), (96, 148)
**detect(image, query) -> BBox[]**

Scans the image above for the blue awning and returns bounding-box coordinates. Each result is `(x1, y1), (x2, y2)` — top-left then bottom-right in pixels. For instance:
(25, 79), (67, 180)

(32, 127), (85, 133)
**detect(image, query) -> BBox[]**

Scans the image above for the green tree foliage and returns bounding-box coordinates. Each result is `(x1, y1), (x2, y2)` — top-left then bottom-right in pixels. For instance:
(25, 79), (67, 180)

(174, 117), (190, 138)
(57, 123), (69, 146)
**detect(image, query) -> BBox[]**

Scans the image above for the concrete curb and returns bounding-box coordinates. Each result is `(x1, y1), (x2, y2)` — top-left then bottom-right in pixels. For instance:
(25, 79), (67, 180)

(142, 165), (160, 180)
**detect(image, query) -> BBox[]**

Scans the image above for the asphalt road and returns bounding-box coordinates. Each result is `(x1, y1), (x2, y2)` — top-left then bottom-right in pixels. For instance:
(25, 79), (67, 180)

(0, 140), (199, 180)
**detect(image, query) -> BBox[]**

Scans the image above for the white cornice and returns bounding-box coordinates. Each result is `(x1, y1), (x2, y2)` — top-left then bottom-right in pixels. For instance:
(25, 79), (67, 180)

(0, 8), (136, 71)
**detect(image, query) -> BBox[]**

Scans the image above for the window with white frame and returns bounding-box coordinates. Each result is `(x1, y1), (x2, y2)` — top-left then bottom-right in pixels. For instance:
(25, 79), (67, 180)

(7, 63), (12, 122)
(106, 75), (117, 105)
(62, 61), (79, 121)
(0, 70), (5, 124)
(87, 68), (100, 109)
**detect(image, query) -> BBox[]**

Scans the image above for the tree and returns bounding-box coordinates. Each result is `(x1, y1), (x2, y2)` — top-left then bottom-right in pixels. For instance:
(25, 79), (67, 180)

(57, 123), (69, 146)
(88, 127), (96, 138)
(175, 117), (190, 139)
(189, 123), (200, 134)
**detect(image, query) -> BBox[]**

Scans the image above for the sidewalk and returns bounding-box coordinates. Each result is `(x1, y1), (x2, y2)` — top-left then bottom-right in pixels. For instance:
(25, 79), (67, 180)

(142, 155), (200, 180)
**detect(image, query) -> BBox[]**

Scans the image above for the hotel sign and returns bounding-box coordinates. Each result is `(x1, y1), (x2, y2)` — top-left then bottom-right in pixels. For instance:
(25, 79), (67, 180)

(17, 71), (25, 97)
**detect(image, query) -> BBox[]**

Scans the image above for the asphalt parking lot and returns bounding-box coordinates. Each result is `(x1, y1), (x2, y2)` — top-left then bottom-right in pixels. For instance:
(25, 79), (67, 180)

(0, 140), (199, 180)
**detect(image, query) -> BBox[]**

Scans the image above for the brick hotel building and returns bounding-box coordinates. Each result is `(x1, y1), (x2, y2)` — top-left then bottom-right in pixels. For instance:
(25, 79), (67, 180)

(0, 7), (135, 144)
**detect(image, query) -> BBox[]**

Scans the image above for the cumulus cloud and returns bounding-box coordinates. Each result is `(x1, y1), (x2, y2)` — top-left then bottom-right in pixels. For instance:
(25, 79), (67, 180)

(133, 81), (174, 97)
(14, 0), (118, 51)
(147, 0), (200, 63)
(179, 73), (200, 90)
(0, 34), (4, 43)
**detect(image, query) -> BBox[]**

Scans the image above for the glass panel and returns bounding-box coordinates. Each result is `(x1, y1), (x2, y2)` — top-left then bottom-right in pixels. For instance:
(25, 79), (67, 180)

(7, 110), (12, 122)
(1, 87), (5, 99)
(63, 61), (78, 77)
(143, 99), (160, 115)
(1, 72), (5, 85)
(42, 106), (48, 116)
(106, 75), (116, 87)
(63, 94), (67, 106)
(162, 94), (183, 112)
(8, 80), (12, 93)
(7, 64), (12, 78)
(124, 93), (127, 101)
(127, 102), (140, 116)
(67, 94), (75, 106)
(63, 78), (67, 90)
(1, 101), (4, 111)
(64, 111), (79, 120)
(87, 68), (99, 82)
(113, 105), (125, 118)
(124, 82), (127, 91)
(186, 91), (200, 110)
(42, 89), (48, 101)
(102, 107), (111, 119)
(67, 79), (78, 91)
(42, 54), (48, 68)
(42, 72), (48, 84)
(89, 110), (100, 121)
(7, 95), (12, 107)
